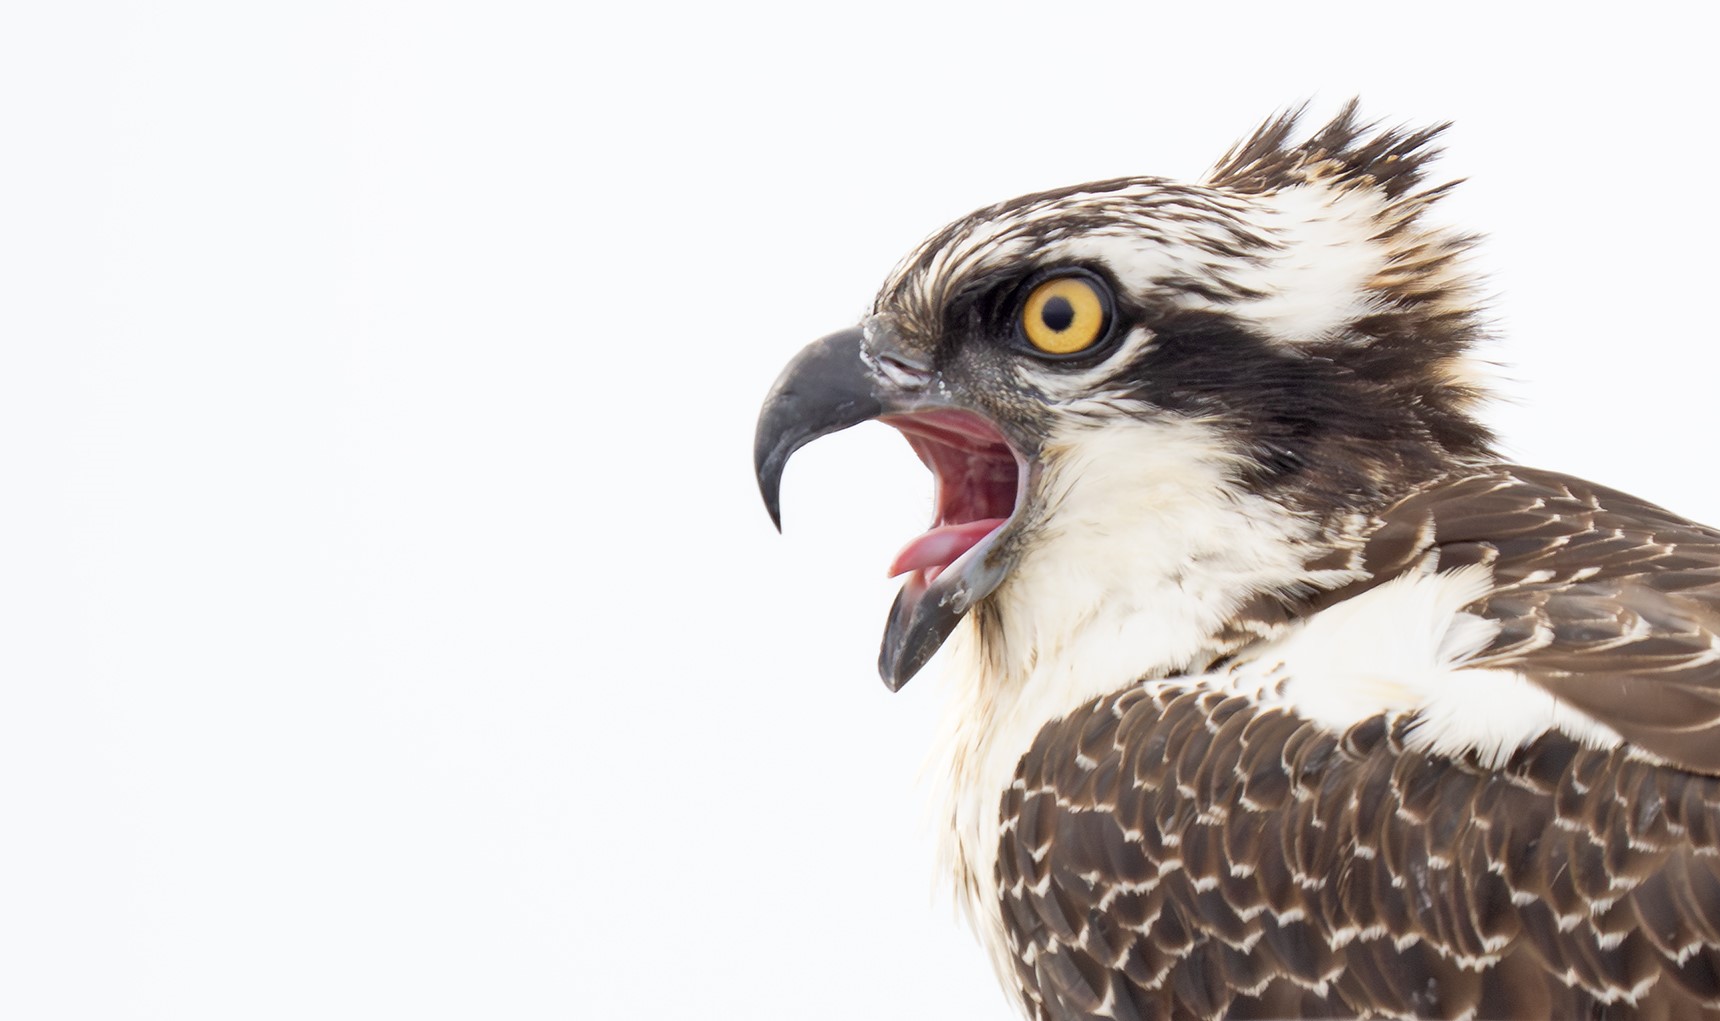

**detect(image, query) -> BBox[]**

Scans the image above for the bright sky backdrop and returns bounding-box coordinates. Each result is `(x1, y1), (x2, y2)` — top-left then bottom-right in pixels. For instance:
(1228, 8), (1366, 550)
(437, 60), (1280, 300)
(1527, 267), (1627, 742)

(5, 3), (1717, 1018)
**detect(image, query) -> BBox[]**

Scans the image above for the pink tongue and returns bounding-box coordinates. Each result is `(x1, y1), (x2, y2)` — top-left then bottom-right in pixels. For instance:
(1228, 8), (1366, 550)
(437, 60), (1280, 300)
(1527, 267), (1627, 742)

(888, 519), (1008, 578)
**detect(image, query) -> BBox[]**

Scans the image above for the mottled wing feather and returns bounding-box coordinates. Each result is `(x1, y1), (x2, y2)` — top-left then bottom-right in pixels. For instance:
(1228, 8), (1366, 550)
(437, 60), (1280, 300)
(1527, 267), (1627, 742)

(1002, 688), (1720, 1020)
(1001, 466), (1720, 1018)
(1354, 467), (1720, 772)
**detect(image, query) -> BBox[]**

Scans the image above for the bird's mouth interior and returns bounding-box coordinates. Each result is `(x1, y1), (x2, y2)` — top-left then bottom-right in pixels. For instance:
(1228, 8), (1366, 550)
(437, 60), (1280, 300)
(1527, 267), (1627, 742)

(883, 409), (1024, 586)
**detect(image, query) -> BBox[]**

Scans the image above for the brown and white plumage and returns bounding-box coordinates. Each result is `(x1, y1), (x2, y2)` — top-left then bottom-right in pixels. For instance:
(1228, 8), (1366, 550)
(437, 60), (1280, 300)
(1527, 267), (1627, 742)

(754, 104), (1720, 1019)
(1002, 466), (1720, 1020)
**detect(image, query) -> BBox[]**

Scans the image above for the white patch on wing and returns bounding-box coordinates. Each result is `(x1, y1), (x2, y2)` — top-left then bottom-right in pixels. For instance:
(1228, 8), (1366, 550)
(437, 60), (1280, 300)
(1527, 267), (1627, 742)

(1220, 565), (1500, 724)
(1402, 663), (1628, 766)
(1218, 565), (1625, 766)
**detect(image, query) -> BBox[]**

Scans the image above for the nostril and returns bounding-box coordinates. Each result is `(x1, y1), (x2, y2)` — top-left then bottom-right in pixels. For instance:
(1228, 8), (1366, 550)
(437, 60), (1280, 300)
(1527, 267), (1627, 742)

(862, 317), (934, 386)
(875, 352), (933, 389)
(883, 350), (928, 371)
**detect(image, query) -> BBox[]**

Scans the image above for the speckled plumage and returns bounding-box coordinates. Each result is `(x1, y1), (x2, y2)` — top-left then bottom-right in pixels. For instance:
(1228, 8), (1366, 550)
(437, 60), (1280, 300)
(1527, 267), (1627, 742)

(1000, 466), (1720, 1020)
(755, 104), (1720, 1020)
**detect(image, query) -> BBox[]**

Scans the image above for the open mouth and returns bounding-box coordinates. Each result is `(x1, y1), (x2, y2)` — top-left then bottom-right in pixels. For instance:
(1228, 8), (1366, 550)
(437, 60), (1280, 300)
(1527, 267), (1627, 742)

(883, 409), (1025, 586)
(751, 327), (1036, 688)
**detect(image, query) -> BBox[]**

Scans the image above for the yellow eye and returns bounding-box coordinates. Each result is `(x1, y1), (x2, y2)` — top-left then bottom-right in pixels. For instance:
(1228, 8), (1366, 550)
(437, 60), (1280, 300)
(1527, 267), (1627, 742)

(1020, 274), (1110, 355)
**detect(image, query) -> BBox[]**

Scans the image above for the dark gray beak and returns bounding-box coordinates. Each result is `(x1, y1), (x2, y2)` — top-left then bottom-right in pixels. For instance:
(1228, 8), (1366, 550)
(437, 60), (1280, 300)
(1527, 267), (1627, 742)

(755, 326), (1014, 691)
(753, 327), (881, 532)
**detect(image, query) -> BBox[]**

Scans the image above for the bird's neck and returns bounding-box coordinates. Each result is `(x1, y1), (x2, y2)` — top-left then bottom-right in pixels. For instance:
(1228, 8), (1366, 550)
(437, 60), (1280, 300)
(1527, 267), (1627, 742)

(929, 415), (1361, 980)
(967, 416), (1358, 704)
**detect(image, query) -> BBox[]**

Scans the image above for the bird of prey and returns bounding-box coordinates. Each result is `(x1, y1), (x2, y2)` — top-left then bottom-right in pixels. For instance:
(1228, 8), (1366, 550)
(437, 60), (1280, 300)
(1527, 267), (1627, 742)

(753, 104), (1720, 1020)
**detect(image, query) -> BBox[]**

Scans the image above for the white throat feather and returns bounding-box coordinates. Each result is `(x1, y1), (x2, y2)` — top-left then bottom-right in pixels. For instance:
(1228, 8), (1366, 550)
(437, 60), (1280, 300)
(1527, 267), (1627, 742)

(927, 413), (1350, 981)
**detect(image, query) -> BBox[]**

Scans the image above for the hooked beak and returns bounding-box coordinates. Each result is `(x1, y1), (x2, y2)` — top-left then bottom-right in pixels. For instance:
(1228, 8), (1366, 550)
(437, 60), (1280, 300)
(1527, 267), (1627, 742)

(754, 328), (885, 532)
(754, 327), (1028, 691)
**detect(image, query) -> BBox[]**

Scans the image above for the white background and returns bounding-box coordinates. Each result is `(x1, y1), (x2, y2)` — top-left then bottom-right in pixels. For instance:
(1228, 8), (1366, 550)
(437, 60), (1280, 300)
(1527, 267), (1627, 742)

(4, 2), (1716, 1018)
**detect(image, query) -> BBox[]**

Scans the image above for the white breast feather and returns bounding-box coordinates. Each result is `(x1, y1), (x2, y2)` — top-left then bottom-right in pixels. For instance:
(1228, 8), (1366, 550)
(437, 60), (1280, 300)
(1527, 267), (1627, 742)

(929, 415), (1328, 985)
(928, 426), (1625, 988)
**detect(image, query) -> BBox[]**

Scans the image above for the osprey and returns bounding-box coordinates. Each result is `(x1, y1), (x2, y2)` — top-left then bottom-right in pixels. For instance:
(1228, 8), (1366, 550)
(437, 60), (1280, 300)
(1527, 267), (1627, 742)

(753, 105), (1720, 1020)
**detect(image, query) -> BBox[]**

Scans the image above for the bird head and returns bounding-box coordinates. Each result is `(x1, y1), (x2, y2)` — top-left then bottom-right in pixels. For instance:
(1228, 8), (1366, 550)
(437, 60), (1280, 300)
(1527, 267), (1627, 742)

(755, 104), (1494, 691)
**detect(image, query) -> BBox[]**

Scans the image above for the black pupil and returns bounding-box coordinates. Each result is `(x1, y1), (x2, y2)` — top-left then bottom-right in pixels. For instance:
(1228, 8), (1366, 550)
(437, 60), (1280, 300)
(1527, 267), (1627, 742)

(1041, 295), (1076, 332)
